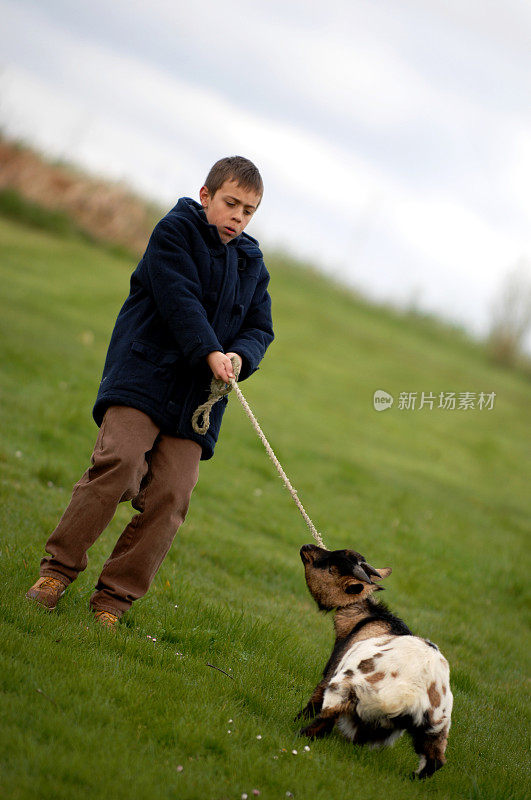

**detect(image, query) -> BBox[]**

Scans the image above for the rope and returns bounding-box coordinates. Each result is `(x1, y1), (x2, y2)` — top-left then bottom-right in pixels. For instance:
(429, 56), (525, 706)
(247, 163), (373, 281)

(191, 366), (238, 435)
(192, 357), (325, 548)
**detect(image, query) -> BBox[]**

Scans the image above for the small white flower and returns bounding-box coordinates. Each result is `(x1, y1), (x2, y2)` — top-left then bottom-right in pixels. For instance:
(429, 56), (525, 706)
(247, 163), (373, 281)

(242, 794), (248, 800)
(256, 734), (262, 740)
(273, 755), (278, 760)
(15, 451), (22, 458)
(152, 638), (157, 642)
(227, 730), (232, 734)
(228, 719), (233, 723)
(176, 765), (183, 772)
(291, 749), (297, 755)
(304, 745), (310, 752)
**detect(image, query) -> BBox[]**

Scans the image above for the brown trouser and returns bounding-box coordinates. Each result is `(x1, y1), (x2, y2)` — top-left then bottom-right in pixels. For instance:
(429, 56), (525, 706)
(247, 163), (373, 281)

(40, 405), (201, 616)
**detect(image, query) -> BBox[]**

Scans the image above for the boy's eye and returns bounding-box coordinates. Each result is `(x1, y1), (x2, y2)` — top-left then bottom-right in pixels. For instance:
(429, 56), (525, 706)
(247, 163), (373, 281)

(226, 201), (235, 207)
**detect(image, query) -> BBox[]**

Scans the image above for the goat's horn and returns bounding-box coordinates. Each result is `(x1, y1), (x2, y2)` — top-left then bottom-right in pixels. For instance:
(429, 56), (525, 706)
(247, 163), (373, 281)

(364, 564), (382, 580)
(352, 565), (372, 583)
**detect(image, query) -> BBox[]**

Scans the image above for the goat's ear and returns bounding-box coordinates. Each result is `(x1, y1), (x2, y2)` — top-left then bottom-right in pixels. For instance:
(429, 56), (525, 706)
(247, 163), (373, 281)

(345, 582), (364, 595)
(372, 567), (392, 580)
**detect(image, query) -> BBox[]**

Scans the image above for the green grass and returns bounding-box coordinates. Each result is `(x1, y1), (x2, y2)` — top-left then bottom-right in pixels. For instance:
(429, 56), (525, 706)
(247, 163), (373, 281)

(0, 212), (529, 800)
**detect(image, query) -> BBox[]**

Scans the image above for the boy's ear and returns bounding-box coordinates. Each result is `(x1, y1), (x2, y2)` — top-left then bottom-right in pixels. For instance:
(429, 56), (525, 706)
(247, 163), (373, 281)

(199, 185), (210, 207)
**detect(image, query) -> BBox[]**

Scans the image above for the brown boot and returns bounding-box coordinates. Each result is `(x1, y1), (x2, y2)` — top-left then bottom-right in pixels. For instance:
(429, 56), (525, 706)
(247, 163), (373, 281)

(93, 610), (119, 627)
(26, 576), (67, 610)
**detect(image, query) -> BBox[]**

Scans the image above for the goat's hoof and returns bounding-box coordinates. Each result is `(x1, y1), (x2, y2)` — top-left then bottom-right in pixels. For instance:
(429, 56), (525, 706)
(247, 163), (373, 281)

(416, 758), (444, 780)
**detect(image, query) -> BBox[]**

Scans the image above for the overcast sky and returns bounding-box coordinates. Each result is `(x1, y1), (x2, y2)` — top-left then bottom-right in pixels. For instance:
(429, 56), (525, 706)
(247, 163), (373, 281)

(1, 0), (531, 340)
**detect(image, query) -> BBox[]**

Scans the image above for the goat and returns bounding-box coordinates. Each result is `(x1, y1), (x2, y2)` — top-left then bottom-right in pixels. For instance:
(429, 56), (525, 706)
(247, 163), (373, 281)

(297, 543), (453, 779)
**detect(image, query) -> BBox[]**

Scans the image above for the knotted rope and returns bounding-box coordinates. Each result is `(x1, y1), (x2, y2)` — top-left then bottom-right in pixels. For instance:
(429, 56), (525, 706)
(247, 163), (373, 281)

(192, 356), (325, 548)
(191, 363), (239, 435)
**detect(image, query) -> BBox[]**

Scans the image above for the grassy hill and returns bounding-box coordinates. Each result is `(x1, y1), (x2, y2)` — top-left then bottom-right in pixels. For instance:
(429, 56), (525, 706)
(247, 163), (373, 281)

(0, 208), (529, 800)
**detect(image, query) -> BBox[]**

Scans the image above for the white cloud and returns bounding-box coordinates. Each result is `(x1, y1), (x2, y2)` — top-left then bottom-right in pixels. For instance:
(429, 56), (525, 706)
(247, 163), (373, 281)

(1, 0), (531, 341)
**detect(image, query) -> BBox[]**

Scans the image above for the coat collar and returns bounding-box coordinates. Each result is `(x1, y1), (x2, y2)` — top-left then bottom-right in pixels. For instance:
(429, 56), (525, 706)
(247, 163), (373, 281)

(172, 197), (262, 257)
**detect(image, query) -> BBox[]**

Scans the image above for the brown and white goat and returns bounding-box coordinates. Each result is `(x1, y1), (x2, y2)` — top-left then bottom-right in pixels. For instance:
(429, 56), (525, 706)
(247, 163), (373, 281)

(298, 544), (452, 779)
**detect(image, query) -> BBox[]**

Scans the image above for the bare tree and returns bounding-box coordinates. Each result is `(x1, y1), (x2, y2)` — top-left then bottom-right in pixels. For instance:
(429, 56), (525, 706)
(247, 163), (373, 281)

(487, 258), (531, 366)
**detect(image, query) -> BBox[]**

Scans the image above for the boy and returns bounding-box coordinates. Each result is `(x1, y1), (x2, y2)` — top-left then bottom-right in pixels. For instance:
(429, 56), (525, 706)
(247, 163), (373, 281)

(26, 156), (274, 626)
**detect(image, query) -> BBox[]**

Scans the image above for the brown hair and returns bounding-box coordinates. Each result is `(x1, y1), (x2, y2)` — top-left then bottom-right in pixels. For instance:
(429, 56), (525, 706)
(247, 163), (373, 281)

(204, 156), (263, 200)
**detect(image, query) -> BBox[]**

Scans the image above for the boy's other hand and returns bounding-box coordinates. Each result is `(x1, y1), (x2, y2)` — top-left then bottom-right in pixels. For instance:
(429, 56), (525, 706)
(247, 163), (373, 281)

(206, 351), (241, 383)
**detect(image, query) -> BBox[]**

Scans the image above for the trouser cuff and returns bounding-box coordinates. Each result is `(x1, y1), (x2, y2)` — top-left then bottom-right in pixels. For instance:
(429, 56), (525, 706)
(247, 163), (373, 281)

(89, 602), (124, 618)
(39, 570), (71, 588)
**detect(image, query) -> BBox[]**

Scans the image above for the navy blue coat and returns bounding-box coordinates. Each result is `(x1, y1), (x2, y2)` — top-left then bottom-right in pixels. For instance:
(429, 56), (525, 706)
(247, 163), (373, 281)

(93, 197), (274, 459)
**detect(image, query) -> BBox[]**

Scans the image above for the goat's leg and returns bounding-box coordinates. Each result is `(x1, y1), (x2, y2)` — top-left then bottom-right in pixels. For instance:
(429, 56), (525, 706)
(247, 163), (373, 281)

(299, 702), (350, 739)
(299, 715), (335, 739)
(295, 679), (327, 721)
(411, 725), (449, 779)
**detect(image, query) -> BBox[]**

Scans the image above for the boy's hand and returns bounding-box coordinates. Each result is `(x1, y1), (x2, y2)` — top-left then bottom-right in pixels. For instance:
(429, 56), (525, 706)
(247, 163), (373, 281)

(225, 351), (242, 376)
(206, 351), (241, 383)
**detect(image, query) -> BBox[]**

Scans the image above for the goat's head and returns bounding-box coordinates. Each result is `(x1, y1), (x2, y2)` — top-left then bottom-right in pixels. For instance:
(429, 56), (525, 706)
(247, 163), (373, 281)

(300, 544), (391, 610)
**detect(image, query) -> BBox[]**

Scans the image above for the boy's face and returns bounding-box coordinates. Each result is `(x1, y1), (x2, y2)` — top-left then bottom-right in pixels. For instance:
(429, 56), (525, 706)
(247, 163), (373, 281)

(199, 179), (261, 244)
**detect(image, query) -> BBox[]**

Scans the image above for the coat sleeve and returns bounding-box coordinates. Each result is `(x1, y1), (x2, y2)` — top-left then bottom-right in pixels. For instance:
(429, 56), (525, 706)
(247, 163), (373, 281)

(140, 218), (223, 366)
(227, 265), (274, 381)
